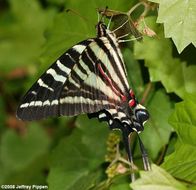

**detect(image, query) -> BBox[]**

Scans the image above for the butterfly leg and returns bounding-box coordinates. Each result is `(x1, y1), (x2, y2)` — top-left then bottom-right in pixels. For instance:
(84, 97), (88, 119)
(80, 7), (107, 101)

(137, 134), (151, 171)
(118, 36), (143, 43)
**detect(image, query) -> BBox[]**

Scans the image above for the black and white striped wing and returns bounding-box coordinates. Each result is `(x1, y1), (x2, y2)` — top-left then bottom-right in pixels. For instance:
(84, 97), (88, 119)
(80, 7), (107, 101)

(17, 40), (92, 120)
(17, 37), (129, 121)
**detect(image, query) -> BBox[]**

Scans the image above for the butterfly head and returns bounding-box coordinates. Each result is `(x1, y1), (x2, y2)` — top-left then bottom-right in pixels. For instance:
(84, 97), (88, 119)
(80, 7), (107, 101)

(96, 21), (107, 37)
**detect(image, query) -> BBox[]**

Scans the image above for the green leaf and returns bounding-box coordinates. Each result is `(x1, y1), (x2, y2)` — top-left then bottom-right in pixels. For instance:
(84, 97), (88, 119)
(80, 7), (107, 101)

(0, 123), (50, 170)
(162, 141), (196, 184)
(130, 164), (187, 190)
(134, 17), (196, 99)
(0, 124), (50, 183)
(47, 115), (109, 190)
(156, 0), (196, 53)
(138, 90), (173, 160)
(169, 93), (196, 145)
(0, 0), (55, 72)
(162, 93), (196, 183)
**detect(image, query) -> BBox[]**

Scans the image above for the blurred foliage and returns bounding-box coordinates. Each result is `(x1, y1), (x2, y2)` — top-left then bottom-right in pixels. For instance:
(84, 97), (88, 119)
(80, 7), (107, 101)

(0, 0), (195, 189)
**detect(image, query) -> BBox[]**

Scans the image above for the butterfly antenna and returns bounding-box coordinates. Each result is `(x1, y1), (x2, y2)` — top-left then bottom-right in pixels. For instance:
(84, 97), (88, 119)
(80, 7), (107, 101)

(66, 8), (89, 22)
(118, 36), (143, 43)
(121, 127), (136, 182)
(107, 14), (113, 29)
(137, 134), (151, 171)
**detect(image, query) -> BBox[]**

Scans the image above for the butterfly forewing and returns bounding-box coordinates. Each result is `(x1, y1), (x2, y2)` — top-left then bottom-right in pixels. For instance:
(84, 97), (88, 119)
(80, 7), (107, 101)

(17, 39), (92, 120)
(17, 35), (128, 120)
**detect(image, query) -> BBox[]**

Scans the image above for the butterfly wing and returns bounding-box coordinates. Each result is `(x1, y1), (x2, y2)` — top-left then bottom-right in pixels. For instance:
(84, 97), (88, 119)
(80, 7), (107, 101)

(17, 38), (125, 120)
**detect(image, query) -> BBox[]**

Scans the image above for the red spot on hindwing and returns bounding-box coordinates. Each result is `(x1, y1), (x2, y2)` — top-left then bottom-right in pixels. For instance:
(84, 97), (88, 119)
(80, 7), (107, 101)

(129, 99), (136, 108)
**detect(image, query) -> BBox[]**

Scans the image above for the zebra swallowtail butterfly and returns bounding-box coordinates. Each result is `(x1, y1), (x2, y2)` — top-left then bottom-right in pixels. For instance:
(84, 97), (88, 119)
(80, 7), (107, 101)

(17, 17), (150, 178)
